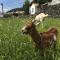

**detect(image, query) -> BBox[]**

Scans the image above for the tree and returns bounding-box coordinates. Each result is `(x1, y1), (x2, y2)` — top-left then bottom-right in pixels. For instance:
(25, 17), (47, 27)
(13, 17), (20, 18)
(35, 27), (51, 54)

(1, 3), (3, 13)
(33, 0), (37, 3)
(23, 0), (29, 15)
(34, 0), (52, 4)
(37, 0), (47, 4)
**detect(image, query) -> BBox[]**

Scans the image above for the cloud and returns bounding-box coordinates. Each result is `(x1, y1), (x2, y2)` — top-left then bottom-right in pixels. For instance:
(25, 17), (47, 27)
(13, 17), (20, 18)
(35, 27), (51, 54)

(0, 6), (10, 12)
(30, 0), (32, 2)
(3, 8), (10, 12)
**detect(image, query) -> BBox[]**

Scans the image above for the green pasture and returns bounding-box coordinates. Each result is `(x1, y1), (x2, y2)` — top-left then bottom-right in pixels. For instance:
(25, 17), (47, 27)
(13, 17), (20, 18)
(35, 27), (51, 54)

(0, 16), (60, 60)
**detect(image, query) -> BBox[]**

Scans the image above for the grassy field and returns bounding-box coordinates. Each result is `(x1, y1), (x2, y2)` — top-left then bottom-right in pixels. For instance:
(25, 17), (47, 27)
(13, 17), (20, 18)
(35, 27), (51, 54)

(0, 16), (60, 60)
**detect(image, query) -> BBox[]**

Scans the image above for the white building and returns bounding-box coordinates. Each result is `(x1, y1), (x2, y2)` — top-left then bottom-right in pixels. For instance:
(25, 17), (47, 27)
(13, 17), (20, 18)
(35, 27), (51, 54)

(0, 11), (3, 17)
(29, 3), (39, 15)
(29, 0), (60, 15)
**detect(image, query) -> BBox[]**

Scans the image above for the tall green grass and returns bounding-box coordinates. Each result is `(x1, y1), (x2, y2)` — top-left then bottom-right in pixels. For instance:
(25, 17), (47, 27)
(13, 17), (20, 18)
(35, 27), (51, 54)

(0, 16), (60, 60)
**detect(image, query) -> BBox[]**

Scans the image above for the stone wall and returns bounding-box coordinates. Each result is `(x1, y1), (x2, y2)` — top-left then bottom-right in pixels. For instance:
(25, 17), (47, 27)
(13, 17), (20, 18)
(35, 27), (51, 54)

(39, 3), (60, 17)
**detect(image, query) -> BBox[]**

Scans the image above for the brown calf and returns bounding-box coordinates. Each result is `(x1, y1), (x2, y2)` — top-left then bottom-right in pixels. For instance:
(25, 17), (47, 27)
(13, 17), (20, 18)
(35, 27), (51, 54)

(22, 21), (58, 49)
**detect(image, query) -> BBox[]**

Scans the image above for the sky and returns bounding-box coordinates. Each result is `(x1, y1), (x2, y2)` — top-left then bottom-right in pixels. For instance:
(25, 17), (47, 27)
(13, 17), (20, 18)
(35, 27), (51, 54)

(1, 0), (60, 12)
(0, 0), (32, 12)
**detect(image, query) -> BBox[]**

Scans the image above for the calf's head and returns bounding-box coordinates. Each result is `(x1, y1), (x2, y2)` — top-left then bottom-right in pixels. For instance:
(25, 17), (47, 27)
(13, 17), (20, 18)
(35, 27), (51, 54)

(22, 21), (35, 34)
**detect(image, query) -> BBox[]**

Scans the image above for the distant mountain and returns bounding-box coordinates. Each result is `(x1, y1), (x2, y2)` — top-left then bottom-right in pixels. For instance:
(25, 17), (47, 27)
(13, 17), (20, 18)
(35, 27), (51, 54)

(7, 8), (23, 13)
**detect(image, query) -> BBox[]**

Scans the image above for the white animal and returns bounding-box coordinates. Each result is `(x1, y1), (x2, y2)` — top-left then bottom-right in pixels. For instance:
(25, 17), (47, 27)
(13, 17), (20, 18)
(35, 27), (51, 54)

(32, 13), (48, 28)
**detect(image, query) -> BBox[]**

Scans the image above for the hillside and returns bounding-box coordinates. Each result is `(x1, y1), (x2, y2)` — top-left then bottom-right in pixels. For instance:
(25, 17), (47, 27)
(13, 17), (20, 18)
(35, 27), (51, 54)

(7, 8), (23, 13)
